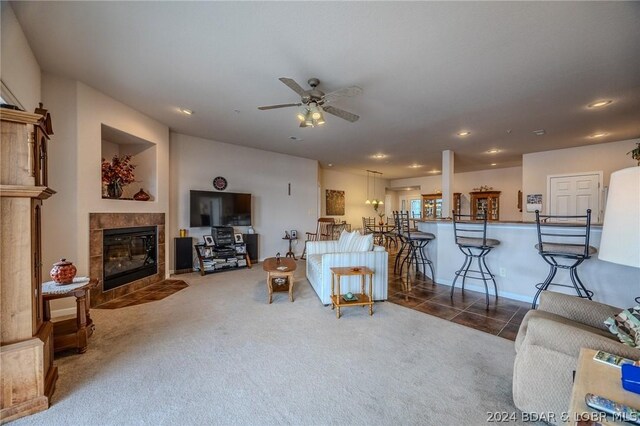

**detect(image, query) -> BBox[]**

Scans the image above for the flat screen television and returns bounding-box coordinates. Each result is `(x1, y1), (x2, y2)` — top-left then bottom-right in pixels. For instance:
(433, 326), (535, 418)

(190, 190), (252, 227)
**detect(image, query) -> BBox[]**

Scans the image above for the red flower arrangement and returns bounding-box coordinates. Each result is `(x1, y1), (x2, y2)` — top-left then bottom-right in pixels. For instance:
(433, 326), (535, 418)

(101, 154), (136, 186)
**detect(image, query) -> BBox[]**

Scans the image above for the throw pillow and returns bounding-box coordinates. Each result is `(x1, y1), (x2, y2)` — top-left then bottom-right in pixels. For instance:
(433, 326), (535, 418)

(605, 305), (640, 348)
(343, 231), (373, 252)
(337, 230), (355, 252)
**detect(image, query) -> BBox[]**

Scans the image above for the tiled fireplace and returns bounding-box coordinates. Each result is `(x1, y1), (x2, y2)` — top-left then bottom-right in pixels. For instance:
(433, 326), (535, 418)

(89, 213), (165, 307)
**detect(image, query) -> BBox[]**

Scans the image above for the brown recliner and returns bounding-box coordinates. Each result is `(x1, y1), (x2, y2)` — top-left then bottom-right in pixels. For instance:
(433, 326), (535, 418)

(513, 291), (640, 424)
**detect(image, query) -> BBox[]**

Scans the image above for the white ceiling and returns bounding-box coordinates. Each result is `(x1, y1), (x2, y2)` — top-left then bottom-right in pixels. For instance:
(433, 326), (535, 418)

(11, 1), (640, 178)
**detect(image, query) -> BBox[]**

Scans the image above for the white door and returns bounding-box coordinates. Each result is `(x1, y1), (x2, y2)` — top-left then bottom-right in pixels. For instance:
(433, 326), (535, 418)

(548, 173), (601, 222)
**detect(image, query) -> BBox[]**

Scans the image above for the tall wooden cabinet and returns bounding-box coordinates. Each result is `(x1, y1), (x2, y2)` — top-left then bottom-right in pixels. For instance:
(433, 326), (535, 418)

(470, 191), (501, 221)
(1, 108), (57, 423)
(421, 193), (443, 219)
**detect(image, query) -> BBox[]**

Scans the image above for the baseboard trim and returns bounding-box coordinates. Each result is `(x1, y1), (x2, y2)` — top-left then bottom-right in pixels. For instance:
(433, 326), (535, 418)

(435, 276), (534, 304)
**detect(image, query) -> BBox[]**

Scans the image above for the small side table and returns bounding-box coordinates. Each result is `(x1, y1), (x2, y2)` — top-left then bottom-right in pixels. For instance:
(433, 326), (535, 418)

(568, 348), (640, 425)
(43, 278), (99, 354)
(330, 266), (374, 319)
(282, 236), (297, 260)
(263, 257), (297, 303)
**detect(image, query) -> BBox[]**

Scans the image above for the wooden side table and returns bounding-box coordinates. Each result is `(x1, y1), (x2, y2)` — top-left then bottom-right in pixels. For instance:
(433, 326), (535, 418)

(262, 257), (297, 303)
(568, 348), (640, 425)
(43, 279), (99, 354)
(330, 266), (374, 319)
(282, 236), (297, 260)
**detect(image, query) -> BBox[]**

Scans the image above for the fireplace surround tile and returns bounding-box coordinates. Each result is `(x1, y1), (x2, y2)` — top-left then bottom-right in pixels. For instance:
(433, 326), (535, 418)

(89, 213), (165, 307)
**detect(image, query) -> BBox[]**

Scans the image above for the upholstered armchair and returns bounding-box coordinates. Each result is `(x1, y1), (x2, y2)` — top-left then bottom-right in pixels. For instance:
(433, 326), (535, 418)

(513, 291), (640, 424)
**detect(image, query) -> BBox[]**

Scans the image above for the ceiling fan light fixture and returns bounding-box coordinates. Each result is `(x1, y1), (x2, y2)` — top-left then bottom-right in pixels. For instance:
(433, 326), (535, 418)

(296, 109), (306, 122)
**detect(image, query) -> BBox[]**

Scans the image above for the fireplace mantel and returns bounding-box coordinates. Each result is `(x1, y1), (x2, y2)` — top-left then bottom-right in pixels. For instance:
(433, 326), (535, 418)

(89, 213), (165, 307)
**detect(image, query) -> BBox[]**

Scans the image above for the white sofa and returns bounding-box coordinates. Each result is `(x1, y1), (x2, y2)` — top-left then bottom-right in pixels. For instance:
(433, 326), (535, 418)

(305, 239), (389, 305)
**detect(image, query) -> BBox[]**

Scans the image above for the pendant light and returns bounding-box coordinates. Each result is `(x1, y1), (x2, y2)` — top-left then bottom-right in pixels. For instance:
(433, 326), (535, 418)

(365, 170), (371, 204)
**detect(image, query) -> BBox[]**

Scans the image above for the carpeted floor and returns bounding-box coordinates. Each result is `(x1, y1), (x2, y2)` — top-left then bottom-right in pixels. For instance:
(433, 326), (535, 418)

(17, 262), (529, 425)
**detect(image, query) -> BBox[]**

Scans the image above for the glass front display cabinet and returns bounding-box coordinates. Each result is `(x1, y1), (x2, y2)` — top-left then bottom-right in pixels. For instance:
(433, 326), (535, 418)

(470, 191), (501, 221)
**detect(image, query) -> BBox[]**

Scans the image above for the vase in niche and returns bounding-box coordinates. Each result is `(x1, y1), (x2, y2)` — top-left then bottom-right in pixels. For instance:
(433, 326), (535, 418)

(133, 188), (150, 201)
(106, 182), (123, 199)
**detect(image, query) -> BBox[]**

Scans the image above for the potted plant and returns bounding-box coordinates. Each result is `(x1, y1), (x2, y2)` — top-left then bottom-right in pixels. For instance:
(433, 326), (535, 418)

(101, 154), (136, 198)
(628, 142), (640, 166)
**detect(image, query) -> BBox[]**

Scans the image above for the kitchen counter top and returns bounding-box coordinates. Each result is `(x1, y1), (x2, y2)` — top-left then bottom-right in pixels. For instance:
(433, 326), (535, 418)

(415, 220), (635, 308)
(415, 218), (603, 227)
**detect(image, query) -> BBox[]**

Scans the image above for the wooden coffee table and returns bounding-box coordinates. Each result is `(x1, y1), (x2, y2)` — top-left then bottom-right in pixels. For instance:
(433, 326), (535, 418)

(330, 266), (374, 319)
(262, 257), (297, 303)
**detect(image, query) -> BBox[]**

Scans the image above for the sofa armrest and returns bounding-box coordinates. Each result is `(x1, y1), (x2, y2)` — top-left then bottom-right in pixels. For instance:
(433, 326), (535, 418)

(538, 291), (620, 331)
(306, 240), (339, 256)
(525, 315), (640, 360)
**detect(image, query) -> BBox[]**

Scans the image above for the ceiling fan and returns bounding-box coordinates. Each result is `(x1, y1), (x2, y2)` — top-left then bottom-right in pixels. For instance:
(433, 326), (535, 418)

(258, 77), (362, 127)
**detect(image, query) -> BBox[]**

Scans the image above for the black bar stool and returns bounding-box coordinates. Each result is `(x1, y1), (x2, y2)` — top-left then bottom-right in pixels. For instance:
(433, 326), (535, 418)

(393, 211), (435, 290)
(450, 212), (500, 307)
(532, 209), (596, 308)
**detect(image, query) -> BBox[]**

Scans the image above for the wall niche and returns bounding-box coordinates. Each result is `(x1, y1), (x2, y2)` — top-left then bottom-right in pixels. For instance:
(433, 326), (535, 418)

(101, 124), (157, 201)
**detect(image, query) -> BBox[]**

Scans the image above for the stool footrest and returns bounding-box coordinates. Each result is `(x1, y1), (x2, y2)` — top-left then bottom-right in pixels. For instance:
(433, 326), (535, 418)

(453, 269), (495, 281)
(534, 282), (594, 298)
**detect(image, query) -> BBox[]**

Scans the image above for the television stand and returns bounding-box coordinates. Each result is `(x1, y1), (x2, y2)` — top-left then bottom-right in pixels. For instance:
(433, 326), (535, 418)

(194, 243), (250, 275)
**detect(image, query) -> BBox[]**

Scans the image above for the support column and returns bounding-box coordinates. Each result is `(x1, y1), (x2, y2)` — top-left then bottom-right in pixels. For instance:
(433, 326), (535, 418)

(442, 150), (455, 218)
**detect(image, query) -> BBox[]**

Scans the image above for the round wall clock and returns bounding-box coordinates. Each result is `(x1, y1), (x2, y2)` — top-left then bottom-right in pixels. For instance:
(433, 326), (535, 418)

(212, 176), (228, 191)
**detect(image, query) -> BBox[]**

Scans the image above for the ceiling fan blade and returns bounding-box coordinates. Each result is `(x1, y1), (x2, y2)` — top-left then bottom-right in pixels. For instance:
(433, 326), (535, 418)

(258, 103), (301, 110)
(322, 105), (360, 123)
(322, 86), (363, 104)
(279, 77), (306, 96)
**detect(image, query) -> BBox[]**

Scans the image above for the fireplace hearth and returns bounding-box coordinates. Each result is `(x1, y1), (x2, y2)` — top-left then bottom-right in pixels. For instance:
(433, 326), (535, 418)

(89, 213), (165, 307)
(103, 226), (157, 291)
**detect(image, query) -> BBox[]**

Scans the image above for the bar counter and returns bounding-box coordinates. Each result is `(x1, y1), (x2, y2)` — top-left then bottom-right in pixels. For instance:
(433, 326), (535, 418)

(415, 220), (638, 308)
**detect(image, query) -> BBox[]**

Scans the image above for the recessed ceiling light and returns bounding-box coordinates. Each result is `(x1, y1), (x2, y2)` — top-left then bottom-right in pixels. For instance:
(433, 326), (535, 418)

(487, 148), (501, 154)
(327, 163), (333, 167)
(490, 163), (497, 166)
(587, 100), (612, 109)
(409, 164), (423, 168)
(372, 153), (387, 159)
(457, 131), (471, 137)
(179, 108), (193, 115)
(533, 129), (546, 136)
(589, 132), (609, 138)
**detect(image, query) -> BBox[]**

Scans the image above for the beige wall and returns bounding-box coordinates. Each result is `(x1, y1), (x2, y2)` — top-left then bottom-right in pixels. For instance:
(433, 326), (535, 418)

(454, 167), (522, 221)
(522, 139), (638, 222)
(170, 133), (319, 263)
(42, 78), (170, 314)
(389, 167), (523, 221)
(0, 2), (41, 111)
(320, 168), (390, 230)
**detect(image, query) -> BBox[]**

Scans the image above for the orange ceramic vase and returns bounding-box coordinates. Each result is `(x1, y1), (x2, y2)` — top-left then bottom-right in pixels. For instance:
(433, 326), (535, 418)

(50, 258), (77, 285)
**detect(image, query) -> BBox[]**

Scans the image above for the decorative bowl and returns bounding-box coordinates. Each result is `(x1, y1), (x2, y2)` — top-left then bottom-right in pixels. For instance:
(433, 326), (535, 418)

(50, 258), (77, 285)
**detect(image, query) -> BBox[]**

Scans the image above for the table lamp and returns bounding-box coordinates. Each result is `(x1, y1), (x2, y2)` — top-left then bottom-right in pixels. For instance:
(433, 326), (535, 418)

(599, 166), (640, 268)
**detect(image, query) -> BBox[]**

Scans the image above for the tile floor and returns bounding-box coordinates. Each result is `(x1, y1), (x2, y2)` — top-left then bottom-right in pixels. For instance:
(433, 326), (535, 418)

(95, 279), (188, 309)
(387, 249), (530, 341)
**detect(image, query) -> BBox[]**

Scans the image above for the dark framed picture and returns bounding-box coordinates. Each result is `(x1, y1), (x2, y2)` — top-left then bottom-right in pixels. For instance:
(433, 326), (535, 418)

(234, 233), (244, 244)
(203, 235), (215, 246)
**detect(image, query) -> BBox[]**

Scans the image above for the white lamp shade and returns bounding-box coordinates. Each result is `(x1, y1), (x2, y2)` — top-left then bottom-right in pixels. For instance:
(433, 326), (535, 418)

(599, 167), (640, 268)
